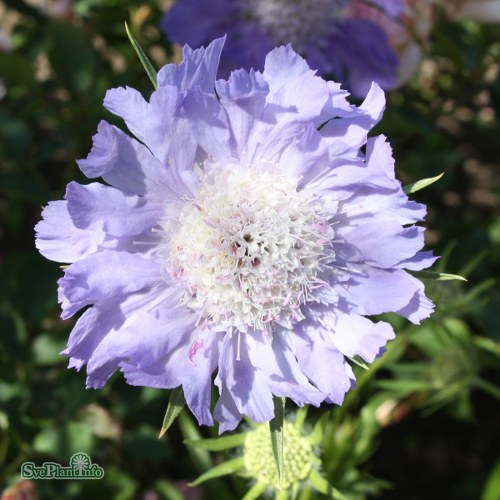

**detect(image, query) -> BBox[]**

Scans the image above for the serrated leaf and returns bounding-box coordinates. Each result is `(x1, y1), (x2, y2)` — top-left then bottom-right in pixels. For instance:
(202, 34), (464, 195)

(270, 397), (285, 489)
(409, 270), (467, 281)
(159, 387), (185, 438)
(189, 457), (245, 486)
(309, 469), (347, 499)
(124, 21), (158, 89)
(403, 173), (444, 194)
(185, 433), (247, 451)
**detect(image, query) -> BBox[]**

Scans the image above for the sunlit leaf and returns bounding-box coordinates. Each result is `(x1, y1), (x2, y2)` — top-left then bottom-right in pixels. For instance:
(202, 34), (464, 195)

(154, 479), (185, 500)
(242, 481), (268, 500)
(403, 173), (444, 194)
(124, 21), (158, 89)
(185, 433), (247, 451)
(309, 412), (329, 446)
(294, 405), (308, 433)
(375, 379), (433, 392)
(159, 386), (185, 438)
(349, 355), (370, 370)
(409, 270), (467, 281)
(309, 469), (347, 499)
(481, 459), (500, 500)
(189, 457), (245, 486)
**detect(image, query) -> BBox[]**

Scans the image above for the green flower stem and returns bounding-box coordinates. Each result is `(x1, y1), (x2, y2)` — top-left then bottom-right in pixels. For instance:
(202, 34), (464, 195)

(473, 377), (500, 401)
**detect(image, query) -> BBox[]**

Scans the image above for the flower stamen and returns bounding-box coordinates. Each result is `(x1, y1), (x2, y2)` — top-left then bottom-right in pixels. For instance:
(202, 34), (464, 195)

(163, 164), (335, 332)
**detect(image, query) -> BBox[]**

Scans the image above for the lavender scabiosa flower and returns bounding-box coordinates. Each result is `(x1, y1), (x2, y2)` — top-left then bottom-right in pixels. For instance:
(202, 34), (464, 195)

(161, 0), (403, 98)
(36, 37), (436, 432)
(347, 0), (435, 87)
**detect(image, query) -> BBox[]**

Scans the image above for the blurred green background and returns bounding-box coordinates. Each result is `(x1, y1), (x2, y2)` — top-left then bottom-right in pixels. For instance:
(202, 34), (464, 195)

(0, 1), (499, 499)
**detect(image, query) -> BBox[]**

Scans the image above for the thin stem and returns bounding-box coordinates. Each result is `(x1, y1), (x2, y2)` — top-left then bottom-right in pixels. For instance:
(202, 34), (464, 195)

(473, 377), (500, 401)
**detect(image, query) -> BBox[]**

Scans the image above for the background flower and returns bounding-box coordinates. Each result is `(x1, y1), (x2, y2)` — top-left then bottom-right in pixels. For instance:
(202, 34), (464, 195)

(161, 0), (404, 98)
(0, 29), (11, 100)
(349, 0), (500, 89)
(347, 0), (435, 87)
(441, 0), (500, 22)
(36, 37), (435, 432)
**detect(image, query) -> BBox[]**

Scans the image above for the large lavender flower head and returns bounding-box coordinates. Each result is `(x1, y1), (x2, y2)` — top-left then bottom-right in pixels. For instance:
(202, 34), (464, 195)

(161, 0), (404, 97)
(36, 38), (436, 432)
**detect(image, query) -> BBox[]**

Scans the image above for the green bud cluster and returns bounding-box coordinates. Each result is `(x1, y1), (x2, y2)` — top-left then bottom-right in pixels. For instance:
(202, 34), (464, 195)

(243, 421), (315, 489)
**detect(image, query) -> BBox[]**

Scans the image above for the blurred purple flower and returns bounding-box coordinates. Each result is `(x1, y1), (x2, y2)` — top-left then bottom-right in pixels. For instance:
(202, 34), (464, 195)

(0, 30), (11, 100)
(161, 0), (404, 97)
(36, 38), (436, 432)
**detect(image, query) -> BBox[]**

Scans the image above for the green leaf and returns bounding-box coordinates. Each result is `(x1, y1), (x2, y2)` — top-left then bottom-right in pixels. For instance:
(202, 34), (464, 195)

(270, 397), (286, 489)
(348, 355), (370, 370)
(309, 412), (329, 446)
(33, 422), (95, 457)
(159, 387), (185, 438)
(481, 459), (500, 500)
(153, 479), (184, 500)
(189, 457), (245, 486)
(242, 481), (268, 500)
(403, 173), (444, 194)
(101, 466), (138, 500)
(408, 270), (467, 281)
(185, 433), (247, 451)
(153, 480), (185, 500)
(47, 21), (97, 95)
(124, 21), (158, 89)
(32, 334), (67, 366)
(375, 379), (433, 392)
(309, 469), (347, 499)
(294, 405), (308, 433)
(124, 426), (170, 462)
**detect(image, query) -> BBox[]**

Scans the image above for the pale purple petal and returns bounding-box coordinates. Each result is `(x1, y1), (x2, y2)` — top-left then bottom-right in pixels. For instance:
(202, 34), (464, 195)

(320, 82), (386, 152)
(65, 182), (163, 237)
(182, 87), (232, 161)
(63, 286), (168, 373)
(292, 320), (353, 404)
(246, 331), (324, 406)
(337, 266), (434, 323)
(339, 221), (425, 268)
(330, 311), (395, 363)
(396, 251), (439, 271)
(103, 86), (149, 144)
(262, 45), (329, 126)
(35, 200), (105, 263)
(157, 37), (226, 93)
(58, 250), (164, 319)
(77, 120), (174, 198)
(215, 334), (275, 425)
